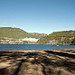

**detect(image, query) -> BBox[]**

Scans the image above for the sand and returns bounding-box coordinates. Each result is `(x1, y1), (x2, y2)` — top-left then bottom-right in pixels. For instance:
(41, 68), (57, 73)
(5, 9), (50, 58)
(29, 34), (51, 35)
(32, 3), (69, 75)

(0, 49), (75, 75)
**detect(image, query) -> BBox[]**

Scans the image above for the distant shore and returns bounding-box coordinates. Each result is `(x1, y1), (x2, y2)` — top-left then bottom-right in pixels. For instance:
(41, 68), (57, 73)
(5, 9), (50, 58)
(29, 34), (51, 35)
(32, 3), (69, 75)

(0, 49), (75, 75)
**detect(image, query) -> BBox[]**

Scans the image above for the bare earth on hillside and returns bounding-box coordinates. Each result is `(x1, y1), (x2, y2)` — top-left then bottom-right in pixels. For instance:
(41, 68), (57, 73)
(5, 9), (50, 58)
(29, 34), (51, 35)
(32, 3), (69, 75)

(0, 49), (75, 75)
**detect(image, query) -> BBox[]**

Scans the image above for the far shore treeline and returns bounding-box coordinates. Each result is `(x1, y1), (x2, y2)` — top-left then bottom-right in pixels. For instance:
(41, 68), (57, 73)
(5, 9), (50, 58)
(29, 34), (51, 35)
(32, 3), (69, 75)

(0, 27), (75, 45)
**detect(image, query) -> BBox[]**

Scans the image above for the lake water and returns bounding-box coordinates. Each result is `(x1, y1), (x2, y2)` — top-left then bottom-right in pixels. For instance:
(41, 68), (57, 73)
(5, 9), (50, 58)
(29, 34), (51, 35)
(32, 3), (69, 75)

(0, 44), (75, 51)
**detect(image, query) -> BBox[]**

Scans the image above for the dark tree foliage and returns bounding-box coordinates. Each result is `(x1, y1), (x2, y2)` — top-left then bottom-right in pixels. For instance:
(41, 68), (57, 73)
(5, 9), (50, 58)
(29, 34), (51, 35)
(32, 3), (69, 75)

(71, 38), (75, 45)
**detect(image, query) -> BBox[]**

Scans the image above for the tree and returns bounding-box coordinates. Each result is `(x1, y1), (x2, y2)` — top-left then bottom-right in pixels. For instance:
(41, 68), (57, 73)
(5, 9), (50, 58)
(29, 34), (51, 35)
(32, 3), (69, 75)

(71, 38), (75, 45)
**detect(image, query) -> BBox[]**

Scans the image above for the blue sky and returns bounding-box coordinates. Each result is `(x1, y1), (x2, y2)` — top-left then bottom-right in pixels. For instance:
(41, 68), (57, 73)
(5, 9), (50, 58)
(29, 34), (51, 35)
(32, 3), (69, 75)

(0, 0), (75, 34)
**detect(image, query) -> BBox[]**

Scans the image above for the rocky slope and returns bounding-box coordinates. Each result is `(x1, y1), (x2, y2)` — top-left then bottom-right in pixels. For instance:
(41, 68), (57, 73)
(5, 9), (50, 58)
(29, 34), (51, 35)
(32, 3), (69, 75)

(0, 49), (75, 75)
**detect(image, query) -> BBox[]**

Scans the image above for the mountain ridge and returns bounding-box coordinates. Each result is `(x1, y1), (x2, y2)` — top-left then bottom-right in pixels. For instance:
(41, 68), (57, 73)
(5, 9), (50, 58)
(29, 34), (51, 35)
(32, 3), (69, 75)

(0, 27), (75, 44)
(30, 32), (47, 37)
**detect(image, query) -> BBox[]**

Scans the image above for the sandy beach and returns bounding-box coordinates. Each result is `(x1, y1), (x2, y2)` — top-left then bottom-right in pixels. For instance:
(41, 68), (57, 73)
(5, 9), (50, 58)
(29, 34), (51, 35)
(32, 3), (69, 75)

(0, 49), (75, 75)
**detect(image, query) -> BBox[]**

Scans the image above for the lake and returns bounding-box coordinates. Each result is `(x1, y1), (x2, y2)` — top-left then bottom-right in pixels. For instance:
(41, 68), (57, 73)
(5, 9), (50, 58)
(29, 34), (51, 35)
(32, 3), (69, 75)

(0, 44), (75, 51)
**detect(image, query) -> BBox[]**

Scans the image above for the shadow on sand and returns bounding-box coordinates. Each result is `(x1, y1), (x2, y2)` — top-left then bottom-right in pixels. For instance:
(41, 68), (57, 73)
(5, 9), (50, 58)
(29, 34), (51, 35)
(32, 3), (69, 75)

(0, 50), (75, 75)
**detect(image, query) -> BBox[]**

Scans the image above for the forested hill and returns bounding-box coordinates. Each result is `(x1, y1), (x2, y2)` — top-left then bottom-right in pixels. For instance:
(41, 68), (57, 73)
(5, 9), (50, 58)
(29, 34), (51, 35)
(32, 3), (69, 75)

(0, 27), (38, 39)
(37, 31), (75, 45)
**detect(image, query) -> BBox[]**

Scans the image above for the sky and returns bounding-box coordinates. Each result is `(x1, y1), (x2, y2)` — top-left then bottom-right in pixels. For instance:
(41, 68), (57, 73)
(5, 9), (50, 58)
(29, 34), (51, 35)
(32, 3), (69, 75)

(0, 0), (75, 34)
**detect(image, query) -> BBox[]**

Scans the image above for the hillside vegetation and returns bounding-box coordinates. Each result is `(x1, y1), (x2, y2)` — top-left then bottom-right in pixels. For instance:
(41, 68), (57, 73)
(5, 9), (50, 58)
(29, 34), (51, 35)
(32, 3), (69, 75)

(37, 30), (75, 45)
(0, 27), (38, 40)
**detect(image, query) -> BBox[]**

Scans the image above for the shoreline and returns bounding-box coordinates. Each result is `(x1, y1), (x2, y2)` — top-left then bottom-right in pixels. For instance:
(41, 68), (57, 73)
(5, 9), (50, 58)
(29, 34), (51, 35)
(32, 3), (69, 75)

(0, 49), (75, 75)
